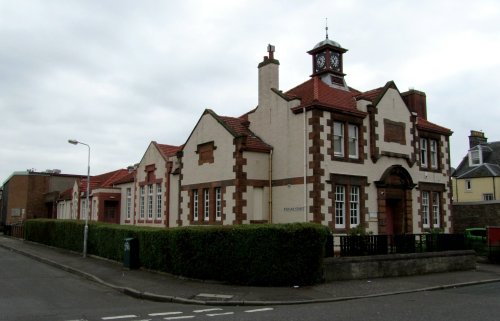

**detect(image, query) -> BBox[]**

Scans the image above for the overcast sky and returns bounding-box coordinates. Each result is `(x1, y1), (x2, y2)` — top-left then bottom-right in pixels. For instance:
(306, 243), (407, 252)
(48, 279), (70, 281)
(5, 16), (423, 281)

(1, 0), (499, 184)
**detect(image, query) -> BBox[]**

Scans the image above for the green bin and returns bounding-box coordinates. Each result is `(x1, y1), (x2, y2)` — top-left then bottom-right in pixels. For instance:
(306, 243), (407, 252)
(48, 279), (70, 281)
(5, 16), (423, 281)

(124, 238), (139, 269)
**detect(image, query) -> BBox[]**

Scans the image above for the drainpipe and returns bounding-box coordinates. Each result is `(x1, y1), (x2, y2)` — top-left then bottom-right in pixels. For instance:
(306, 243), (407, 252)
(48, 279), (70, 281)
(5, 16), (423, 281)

(304, 106), (308, 222)
(493, 177), (497, 201)
(268, 149), (273, 223)
(166, 161), (172, 228)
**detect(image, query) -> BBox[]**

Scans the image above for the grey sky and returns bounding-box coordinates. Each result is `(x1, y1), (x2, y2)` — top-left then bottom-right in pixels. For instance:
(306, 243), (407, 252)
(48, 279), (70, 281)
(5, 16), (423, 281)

(1, 0), (499, 183)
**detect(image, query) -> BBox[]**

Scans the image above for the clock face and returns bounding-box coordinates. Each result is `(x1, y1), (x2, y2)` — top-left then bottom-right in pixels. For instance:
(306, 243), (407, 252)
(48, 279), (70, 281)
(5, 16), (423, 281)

(316, 53), (326, 72)
(330, 52), (340, 71)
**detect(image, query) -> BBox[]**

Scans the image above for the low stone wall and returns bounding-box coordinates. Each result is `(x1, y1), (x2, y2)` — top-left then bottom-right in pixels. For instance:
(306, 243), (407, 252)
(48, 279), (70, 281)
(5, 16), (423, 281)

(323, 250), (476, 281)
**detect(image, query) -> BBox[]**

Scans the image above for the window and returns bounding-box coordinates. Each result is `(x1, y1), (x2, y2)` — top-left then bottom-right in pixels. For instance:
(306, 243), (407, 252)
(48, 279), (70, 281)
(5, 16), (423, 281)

(348, 124), (358, 159)
(333, 122), (344, 157)
(430, 140), (438, 169)
(484, 193), (494, 201)
(156, 184), (162, 219)
(331, 175), (366, 230)
(432, 192), (440, 227)
(147, 184), (153, 219)
(204, 189), (210, 221)
(465, 180), (472, 191)
(333, 121), (360, 160)
(335, 185), (345, 228)
(80, 199), (87, 220)
(139, 186), (145, 219)
(468, 148), (482, 166)
(422, 190), (441, 229)
(422, 191), (430, 228)
(192, 190), (199, 221)
(92, 199), (97, 221)
(420, 138), (428, 168)
(126, 188), (132, 219)
(215, 187), (222, 221)
(350, 186), (359, 226)
(420, 138), (439, 170)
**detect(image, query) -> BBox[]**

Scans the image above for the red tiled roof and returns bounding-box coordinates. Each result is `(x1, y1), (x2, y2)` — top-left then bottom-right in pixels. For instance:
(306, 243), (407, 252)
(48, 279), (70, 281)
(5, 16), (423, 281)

(417, 118), (452, 136)
(79, 169), (129, 194)
(112, 170), (135, 185)
(156, 143), (181, 158)
(219, 115), (272, 153)
(355, 86), (385, 102)
(59, 187), (73, 200)
(286, 77), (358, 111)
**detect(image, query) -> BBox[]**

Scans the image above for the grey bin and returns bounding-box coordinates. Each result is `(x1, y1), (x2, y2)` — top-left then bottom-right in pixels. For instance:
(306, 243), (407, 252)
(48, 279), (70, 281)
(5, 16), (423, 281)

(124, 237), (139, 269)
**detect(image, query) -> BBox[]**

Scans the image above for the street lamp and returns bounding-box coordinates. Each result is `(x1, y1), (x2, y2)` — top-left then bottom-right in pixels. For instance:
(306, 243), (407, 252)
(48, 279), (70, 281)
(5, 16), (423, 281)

(68, 139), (90, 258)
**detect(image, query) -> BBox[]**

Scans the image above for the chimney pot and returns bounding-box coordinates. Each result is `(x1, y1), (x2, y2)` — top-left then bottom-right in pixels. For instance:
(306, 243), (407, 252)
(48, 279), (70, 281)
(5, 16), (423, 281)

(469, 130), (487, 148)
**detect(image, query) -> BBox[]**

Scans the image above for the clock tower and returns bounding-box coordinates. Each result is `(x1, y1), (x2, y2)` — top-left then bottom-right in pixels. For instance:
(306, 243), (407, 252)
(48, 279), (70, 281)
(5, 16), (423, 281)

(308, 31), (348, 89)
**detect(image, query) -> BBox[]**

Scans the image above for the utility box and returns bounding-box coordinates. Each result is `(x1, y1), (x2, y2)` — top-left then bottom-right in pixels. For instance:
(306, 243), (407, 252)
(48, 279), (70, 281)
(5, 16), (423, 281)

(124, 237), (139, 269)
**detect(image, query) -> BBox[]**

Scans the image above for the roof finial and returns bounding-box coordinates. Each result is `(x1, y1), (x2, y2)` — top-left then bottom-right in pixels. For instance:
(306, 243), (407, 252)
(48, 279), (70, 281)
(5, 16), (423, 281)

(325, 17), (329, 39)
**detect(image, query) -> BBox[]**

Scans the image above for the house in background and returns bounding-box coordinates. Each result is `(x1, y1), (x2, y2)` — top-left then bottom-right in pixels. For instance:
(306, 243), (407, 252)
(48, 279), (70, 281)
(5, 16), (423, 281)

(452, 130), (500, 232)
(57, 169), (129, 224)
(1, 170), (85, 226)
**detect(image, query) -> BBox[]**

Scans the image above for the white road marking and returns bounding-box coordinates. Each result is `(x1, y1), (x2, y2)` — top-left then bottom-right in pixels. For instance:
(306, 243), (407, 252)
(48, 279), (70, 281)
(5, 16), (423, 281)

(102, 316), (138, 320)
(163, 316), (195, 320)
(245, 307), (275, 313)
(149, 312), (183, 316)
(195, 293), (233, 299)
(101, 316), (139, 320)
(193, 308), (223, 313)
(206, 312), (234, 317)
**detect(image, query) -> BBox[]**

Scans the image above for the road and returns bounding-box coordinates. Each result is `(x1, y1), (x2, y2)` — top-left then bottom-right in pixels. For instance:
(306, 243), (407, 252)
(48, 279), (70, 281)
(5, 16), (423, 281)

(1, 246), (500, 321)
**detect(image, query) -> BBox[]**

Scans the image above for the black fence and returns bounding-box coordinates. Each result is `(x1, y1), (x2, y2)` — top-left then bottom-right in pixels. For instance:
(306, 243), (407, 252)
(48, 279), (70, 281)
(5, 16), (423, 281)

(336, 234), (466, 257)
(2, 223), (24, 239)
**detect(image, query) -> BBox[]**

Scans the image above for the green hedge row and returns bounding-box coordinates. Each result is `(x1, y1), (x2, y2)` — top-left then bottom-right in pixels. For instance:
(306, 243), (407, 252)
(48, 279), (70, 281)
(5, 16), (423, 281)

(24, 219), (327, 286)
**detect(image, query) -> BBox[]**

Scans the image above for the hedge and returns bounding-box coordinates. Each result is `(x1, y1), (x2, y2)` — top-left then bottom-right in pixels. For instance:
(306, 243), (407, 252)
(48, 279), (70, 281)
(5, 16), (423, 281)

(24, 219), (327, 286)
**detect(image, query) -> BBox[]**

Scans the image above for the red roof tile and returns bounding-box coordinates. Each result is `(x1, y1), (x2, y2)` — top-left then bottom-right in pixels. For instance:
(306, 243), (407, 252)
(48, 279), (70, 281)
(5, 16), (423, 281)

(113, 170), (135, 185)
(355, 86), (385, 102)
(417, 118), (452, 136)
(286, 77), (358, 111)
(79, 169), (130, 194)
(218, 115), (272, 153)
(59, 187), (73, 200)
(156, 143), (181, 158)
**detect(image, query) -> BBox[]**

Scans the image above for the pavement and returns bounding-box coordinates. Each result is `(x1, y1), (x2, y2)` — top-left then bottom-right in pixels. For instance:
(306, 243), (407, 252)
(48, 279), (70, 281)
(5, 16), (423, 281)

(1, 235), (500, 306)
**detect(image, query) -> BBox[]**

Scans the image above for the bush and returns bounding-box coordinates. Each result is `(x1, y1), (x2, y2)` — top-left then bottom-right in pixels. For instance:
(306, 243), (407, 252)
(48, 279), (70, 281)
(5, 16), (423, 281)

(24, 219), (327, 286)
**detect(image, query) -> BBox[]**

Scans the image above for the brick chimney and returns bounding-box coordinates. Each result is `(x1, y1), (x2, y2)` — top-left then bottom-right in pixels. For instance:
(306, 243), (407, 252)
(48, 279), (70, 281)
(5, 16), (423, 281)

(401, 89), (427, 120)
(258, 44), (279, 109)
(469, 130), (487, 148)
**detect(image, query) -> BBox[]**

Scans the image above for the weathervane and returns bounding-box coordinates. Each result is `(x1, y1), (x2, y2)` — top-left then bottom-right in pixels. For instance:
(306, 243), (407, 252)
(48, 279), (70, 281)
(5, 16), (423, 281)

(325, 17), (329, 39)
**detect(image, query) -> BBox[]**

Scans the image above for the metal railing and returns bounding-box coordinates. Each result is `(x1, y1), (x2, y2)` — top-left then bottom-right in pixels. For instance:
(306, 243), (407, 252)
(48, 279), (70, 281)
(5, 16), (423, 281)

(2, 222), (25, 239)
(336, 234), (466, 257)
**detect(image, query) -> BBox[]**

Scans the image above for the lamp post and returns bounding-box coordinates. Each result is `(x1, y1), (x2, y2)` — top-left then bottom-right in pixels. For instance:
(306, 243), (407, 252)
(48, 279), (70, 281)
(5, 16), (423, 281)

(68, 139), (90, 258)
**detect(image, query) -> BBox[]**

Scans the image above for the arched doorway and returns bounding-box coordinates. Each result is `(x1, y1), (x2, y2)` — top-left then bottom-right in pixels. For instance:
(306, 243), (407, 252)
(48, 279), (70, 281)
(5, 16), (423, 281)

(375, 165), (415, 235)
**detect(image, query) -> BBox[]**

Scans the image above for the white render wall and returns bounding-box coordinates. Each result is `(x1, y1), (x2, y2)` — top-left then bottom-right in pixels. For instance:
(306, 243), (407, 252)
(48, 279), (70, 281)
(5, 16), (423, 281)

(168, 174), (179, 227)
(118, 182), (135, 225)
(182, 114), (236, 185)
(249, 94), (307, 180)
(375, 89), (414, 156)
